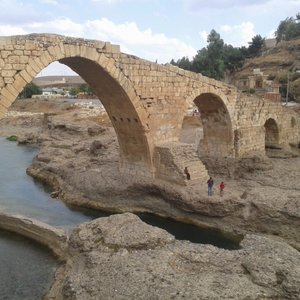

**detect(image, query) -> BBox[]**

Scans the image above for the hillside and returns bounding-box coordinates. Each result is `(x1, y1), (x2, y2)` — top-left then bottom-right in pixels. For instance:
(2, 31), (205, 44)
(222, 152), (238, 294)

(33, 75), (85, 88)
(230, 38), (300, 102)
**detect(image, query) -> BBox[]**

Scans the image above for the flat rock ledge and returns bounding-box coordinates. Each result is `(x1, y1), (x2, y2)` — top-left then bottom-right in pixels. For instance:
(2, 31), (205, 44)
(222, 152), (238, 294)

(46, 213), (300, 300)
(0, 212), (68, 259)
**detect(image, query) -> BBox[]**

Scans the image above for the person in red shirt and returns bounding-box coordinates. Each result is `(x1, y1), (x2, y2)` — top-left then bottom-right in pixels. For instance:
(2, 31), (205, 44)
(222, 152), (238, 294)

(220, 181), (225, 196)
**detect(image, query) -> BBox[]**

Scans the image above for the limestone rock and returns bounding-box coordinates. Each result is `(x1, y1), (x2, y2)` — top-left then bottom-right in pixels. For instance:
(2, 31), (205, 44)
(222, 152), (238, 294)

(57, 214), (300, 300)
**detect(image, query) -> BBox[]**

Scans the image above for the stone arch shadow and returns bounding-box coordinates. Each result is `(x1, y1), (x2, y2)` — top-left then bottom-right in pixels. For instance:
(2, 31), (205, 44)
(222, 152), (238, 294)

(186, 90), (234, 158)
(264, 117), (280, 149)
(0, 44), (153, 176)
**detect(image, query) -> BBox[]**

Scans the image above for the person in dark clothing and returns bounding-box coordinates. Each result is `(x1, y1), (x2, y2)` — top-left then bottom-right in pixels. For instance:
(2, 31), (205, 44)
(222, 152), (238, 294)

(207, 177), (214, 196)
(184, 167), (191, 180)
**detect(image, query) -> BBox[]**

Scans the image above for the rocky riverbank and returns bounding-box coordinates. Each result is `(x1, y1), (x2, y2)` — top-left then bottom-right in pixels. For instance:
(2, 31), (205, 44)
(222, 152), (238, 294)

(0, 212), (68, 259)
(0, 98), (299, 299)
(47, 212), (300, 299)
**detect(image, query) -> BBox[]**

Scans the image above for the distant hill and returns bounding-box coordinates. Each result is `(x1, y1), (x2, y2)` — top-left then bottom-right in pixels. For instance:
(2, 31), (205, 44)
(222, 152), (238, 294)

(233, 39), (300, 78)
(230, 38), (300, 102)
(33, 75), (85, 88)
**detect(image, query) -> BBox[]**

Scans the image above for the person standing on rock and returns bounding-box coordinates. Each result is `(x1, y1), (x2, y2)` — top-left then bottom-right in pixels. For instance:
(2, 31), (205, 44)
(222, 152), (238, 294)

(207, 177), (214, 196)
(184, 167), (191, 180)
(219, 181), (225, 196)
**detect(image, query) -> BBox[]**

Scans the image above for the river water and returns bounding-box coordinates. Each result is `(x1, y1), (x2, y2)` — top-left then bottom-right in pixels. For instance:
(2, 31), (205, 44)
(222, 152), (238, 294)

(0, 137), (107, 228)
(0, 136), (240, 299)
(0, 137), (108, 300)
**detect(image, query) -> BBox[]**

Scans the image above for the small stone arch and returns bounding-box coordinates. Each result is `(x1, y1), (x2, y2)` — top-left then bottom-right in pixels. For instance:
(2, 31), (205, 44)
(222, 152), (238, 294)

(264, 118), (279, 148)
(193, 92), (234, 158)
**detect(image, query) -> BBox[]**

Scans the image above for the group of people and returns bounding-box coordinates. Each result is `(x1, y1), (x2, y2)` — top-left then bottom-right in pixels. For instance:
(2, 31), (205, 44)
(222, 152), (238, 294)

(183, 167), (225, 197)
(207, 177), (225, 196)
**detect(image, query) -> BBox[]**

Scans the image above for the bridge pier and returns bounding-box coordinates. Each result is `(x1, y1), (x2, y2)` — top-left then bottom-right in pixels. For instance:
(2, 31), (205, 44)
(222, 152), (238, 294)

(153, 142), (208, 185)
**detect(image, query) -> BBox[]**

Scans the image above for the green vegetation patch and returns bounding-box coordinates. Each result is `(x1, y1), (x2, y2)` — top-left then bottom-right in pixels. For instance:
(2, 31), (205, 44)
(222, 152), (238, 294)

(6, 135), (18, 142)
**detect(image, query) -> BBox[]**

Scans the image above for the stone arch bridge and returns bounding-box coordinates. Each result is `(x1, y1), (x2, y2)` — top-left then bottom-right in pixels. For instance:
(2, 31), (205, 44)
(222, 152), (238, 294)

(0, 34), (299, 185)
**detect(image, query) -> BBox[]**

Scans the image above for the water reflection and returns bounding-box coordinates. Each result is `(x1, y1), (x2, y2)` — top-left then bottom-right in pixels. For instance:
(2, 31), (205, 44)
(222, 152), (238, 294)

(139, 213), (241, 250)
(0, 229), (57, 300)
(0, 137), (106, 229)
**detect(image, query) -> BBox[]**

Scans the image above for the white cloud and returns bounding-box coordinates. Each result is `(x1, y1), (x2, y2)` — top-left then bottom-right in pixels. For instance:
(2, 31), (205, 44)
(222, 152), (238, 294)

(27, 18), (84, 37)
(0, 17), (196, 64)
(199, 30), (208, 46)
(267, 29), (276, 39)
(220, 25), (231, 33)
(220, 21), (255, 47)
(0, 25), (27, 36)
(40, 0), (59, 5)
(187, 0), (273, 10)
(86, 18), (196, 62)
(0, 0), (51, 24)
(91, 0), (118, 3)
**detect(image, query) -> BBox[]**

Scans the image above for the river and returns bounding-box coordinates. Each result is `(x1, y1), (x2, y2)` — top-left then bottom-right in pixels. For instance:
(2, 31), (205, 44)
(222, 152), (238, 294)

(0, 137), (108, 300)
(0, 136), (240, 299)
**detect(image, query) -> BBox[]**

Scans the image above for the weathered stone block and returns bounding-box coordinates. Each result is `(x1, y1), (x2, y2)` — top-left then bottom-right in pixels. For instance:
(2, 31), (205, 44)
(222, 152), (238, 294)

(1, 50), (11, 58)
(4, 45), (14, 51)
(1, 69), (16, 77)
(3, 77), (14, 84)
(12, 75), (27, 93)
(25, 42), (37, 51)
(20, 69), (32, 83)
(13, 50), (23, 56)
(0, 94), (12, 108)
(13, 64), (25, 71)
(19, 56), (29, 64)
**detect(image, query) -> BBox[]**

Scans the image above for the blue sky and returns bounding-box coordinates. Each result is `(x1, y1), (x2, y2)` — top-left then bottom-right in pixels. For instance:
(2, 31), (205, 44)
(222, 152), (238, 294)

(0, 0), (299, 75)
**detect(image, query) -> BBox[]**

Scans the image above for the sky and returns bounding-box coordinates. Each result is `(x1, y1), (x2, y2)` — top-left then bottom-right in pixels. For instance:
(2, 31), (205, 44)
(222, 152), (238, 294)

(0, 0), (299, 76)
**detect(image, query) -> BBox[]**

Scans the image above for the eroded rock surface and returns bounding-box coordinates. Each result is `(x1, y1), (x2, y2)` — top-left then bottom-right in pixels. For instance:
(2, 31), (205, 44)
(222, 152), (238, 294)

(0, 99), (299, 299)
(50, 213), (300, 300)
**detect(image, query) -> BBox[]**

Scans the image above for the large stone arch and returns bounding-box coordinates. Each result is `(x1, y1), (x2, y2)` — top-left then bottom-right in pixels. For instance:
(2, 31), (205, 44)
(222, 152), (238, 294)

(187, 89), (234, 158)
(1, 33), (299, 184)
(0, 42), (153, 175)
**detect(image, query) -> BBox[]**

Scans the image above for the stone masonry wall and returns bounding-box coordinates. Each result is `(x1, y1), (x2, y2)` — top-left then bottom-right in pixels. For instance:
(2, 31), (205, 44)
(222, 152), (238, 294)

(233, 94), (300, 156)
(0, 33), (299, 184)
(153, 142), (208, 185)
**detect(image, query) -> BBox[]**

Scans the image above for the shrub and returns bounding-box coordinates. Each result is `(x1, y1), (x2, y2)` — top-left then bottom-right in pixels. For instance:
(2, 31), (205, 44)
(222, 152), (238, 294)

(267, 74), (276, 80)
(6, 135), (18, 142)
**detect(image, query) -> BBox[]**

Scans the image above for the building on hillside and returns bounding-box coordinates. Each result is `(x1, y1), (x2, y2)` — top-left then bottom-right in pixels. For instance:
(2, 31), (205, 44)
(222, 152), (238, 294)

(262, 38), (277, 52)
(32, 87), (66, 99)
(33, 76), (85, 89)
(234, 68), (280, 101)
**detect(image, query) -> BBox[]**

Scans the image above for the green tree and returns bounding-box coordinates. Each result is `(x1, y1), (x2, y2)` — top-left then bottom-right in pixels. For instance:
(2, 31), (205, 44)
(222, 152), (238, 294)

(69, 84), (94, 96)
(248, 35), (264, 57)
(177, 56), (192, 70)
(223, 44), (245, 72)
(192, 29), (225, 80)
(69, 86), (80, 96)
(18, 82), (42, 99)
(79, 84), (94, 95)
(275, 14), (300, 42)
(170, 57), (192, 70)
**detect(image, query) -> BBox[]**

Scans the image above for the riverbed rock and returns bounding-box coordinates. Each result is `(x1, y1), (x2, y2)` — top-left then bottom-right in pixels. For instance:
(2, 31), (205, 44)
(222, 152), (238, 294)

(53, 213), (300, 300)
(0, 212), (68, 259)
(0, 99), (299, 299)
